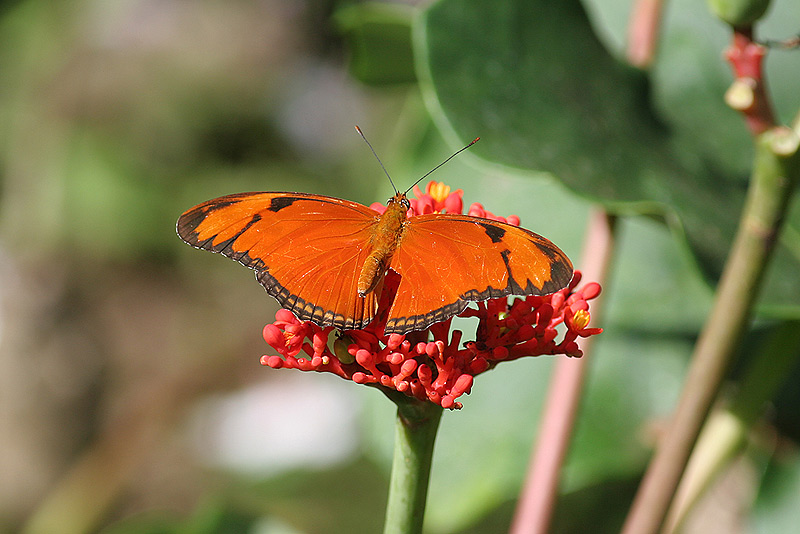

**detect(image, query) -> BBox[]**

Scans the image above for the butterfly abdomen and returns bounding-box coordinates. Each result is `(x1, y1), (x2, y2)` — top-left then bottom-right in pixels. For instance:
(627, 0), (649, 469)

(357, 193), (409, 297)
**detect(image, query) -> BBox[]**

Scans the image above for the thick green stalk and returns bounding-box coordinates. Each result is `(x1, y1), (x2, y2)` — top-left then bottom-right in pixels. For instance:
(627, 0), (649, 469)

(383, 396), (443, 534)
(621, 127), (800, 534)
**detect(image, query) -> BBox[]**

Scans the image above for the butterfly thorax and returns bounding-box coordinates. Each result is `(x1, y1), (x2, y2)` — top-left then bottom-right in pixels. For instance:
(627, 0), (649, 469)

(357, 193), (410, 297)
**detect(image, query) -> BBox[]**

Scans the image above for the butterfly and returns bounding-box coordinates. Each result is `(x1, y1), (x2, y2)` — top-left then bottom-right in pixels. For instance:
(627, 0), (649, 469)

(176, 134), (573, 335)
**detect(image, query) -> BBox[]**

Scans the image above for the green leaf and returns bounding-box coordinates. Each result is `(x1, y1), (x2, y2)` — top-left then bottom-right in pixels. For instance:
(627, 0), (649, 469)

(414, 0), (679, 203)
(413, 0), (800, 315)
(752, 451), (800, 534)
(335, 3), (416, 86)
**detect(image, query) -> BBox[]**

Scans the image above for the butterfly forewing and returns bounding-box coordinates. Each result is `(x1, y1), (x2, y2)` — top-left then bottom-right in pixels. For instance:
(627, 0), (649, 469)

(177, 192), (383, 329)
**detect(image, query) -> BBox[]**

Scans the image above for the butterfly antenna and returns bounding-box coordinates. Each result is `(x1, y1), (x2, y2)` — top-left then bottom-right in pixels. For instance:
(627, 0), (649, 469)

(404, 136), (480, 195)
(355, 125), (399, 194)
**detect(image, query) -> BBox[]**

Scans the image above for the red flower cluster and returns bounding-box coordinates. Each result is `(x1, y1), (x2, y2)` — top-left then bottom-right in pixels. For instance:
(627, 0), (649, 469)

(260, 182), (602, 409)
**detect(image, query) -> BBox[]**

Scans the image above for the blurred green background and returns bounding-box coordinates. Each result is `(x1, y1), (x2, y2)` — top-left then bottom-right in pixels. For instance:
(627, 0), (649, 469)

(1, 0), (799, 533)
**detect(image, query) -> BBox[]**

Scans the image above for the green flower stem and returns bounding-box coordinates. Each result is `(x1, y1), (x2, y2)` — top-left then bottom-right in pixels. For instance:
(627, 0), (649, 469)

(622, 127), (800, 534)
(382, 393), (443, 534)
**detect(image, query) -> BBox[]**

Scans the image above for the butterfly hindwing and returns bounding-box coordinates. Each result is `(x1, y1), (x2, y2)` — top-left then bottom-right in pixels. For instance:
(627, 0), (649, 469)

(177, 192), (383, 329)
(384, 214), (573, 333)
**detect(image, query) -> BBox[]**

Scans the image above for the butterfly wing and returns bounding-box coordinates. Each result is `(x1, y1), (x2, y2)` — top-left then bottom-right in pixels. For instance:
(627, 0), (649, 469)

(177, 192), (382, 330)
(385, 214), (573, 333)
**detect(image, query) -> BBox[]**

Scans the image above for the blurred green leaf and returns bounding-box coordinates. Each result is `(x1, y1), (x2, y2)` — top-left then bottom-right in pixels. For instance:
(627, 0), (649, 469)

(335, 3), (416, 86)
(103, 459), (388, 534)
(768, 339), (800, 443)
(102, 500), (259, 534)
(751, 451), (800, 534)
(103, 513), (179, 534)
(62, 132), (173, 260)
(228, 458), (389, 534)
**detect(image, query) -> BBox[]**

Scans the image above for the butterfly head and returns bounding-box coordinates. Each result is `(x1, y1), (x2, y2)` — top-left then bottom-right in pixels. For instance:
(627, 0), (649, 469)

(387, 192), (411, 211)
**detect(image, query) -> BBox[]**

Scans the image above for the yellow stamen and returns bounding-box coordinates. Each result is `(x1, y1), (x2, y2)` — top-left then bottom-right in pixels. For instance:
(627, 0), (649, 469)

(572, 309), (590, 330)
(427, 181), (451, 203)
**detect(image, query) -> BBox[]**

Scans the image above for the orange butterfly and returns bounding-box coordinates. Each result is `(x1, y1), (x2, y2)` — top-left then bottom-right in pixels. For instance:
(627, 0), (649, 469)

(177, 136), (572, 334)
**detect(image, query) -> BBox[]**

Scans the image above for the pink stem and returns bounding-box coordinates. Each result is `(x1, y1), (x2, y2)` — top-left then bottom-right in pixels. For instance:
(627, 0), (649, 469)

(626, 0), (664, 67)
(510, 210), (616, 534)
(725, 28), (776, 134)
